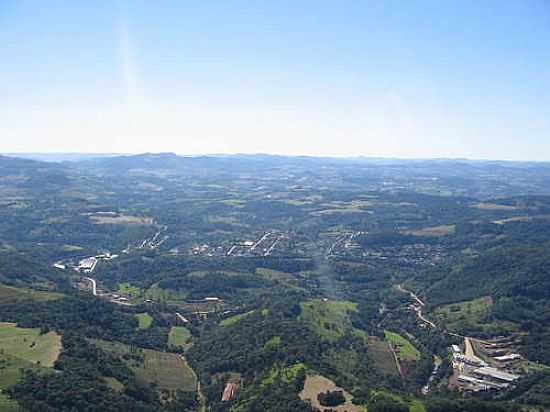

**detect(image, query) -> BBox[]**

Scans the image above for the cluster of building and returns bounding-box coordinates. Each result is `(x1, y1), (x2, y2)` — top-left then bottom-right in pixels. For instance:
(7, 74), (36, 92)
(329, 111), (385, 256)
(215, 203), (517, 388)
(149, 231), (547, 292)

(451, 337), (523, 393)
(53, 252), (119, 274)
(190, 231), (291, 257)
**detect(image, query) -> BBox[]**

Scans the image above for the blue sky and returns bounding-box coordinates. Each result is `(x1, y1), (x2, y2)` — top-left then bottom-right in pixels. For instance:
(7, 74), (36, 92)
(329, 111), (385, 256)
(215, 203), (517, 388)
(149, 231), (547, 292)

(1, 1), (549, 160)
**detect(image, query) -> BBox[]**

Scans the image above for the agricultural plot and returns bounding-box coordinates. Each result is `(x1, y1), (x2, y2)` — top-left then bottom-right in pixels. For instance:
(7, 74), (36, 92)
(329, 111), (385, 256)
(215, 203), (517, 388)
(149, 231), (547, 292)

(0, 323), (62, 367)
(384, 331), (420, 361)
(0, 393), (19, 412)
(403, 224), (455, 237)
(92, 339), (197, 392)
(220, 311), (255, 327)
(368, 337), (400, 376)
(90, 214), (153, 225)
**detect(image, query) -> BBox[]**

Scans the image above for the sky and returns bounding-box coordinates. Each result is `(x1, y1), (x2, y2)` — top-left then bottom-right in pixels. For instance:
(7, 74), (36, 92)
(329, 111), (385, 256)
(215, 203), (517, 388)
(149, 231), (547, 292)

(1, 1), (549, 160)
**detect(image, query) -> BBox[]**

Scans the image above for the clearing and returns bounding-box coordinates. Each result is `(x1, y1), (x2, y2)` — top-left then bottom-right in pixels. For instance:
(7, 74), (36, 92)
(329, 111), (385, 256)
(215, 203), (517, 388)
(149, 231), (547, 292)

(384, 330), (420, 361)
(368, 336), (400, 376)
(92, 339), (197, 392)
(403, 224), (455, 237)
(299, 375), (362, 412)
(0, 284), (63, 303)
(90, 214), (153, 225)
(0, 323), (62, 367)
(299, 299), (358, 341)
(135, 313), (153, 330)
(168, 326), (192, 349)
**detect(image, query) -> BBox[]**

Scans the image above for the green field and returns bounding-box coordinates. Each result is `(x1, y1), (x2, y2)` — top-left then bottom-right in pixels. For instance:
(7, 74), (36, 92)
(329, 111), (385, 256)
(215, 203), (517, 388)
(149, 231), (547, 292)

(117, 282), (142, 299)
(0, 284), (64, 303)
(92, 339), (197, 392)
(0, 323), (62, 367)
(384, 331), (420, 361)
(220, 310), (255, 327)
(168, 326), (191, 348)
(433, 296), (518, 334)
(299, 299), (358, 340)
(135, 313), (153, 329)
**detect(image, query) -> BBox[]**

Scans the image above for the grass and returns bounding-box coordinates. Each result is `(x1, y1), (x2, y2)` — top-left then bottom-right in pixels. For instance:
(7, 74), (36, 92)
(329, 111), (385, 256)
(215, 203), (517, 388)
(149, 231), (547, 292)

(367, 337), (400, 376)
(384, 331), (420, 361)
(299, 299), (358, 340)
(118, 282), (142, 299)
(471, 202), (518, 211)
(0, 323), (62, 367)
(0, 393), (19, 412)
(168, 326), (191, 349)
(104, 376), (124, 392)
(91, 339), (197, 392)
(135, 313), (153, 330)
(0, 284), (64, 303)
(431, 296), (520, 335)
(220, 311), (255, 327)
(299, 375), (362, 412)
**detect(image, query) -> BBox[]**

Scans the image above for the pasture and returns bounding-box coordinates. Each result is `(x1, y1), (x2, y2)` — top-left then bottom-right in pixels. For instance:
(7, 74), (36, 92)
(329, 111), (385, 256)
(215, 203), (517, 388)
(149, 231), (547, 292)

(384, 330), (420, 361)
(135, 313), (153, 329)
(299, 375), (362, 412)
(0, 284), (64, 303)
(299, 299), (358, 340)
(168, 326), (191, 348)
(0, 323), (62, 367)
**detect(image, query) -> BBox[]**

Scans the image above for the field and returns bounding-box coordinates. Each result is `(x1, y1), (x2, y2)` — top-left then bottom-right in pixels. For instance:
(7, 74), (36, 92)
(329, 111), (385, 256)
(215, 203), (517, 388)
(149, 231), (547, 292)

(299, 299), (358, 340)
(90, 214), (153, 225)
(92, 339), (197, 392)
(384, 331), (420, 361)
(403, 224), (456, 237)
(299, 375), (362, 412)
(471, 202), (518, 211)
(0, 284), (64, 303)
(118, 282), (142, 298)
(168, 326), (191, 348)
(135, 313), (153, 329)
(368, 337), (400, 376)
(0, 323), (62, 367)
(220, 311), (255, 327)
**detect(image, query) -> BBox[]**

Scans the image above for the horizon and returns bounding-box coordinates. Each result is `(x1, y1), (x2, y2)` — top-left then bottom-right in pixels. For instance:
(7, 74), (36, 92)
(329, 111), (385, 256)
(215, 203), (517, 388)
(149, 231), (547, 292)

(3, 151), (550, 164)
(1, 1), (549, 160)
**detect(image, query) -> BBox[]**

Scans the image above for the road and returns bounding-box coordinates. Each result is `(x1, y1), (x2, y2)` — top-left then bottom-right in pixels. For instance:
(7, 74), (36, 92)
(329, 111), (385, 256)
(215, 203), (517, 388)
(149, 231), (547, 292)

(396, 285), (436, 328)
(85, 277), (97, 296)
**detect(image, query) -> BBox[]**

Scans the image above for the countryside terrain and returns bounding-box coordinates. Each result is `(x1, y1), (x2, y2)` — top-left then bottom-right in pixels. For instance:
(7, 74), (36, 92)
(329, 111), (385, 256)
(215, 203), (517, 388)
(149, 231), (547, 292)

(1, 153), (550, 411)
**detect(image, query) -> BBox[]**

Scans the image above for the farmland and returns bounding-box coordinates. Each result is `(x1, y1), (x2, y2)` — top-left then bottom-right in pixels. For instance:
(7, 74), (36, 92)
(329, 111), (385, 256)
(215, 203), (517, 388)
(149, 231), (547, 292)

(299, 375), (362, 412)
(0, 284), (64, 303)
(368, 337), (400, 376)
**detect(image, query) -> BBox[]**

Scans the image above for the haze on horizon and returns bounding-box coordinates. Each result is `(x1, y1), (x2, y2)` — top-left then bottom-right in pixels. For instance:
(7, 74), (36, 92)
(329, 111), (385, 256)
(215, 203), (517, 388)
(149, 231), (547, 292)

(1, 1), (549, 161)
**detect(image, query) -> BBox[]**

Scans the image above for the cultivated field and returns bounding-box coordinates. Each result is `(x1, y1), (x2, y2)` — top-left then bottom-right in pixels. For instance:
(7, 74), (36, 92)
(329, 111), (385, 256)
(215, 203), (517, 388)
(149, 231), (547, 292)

(368, 337), (400, 376)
